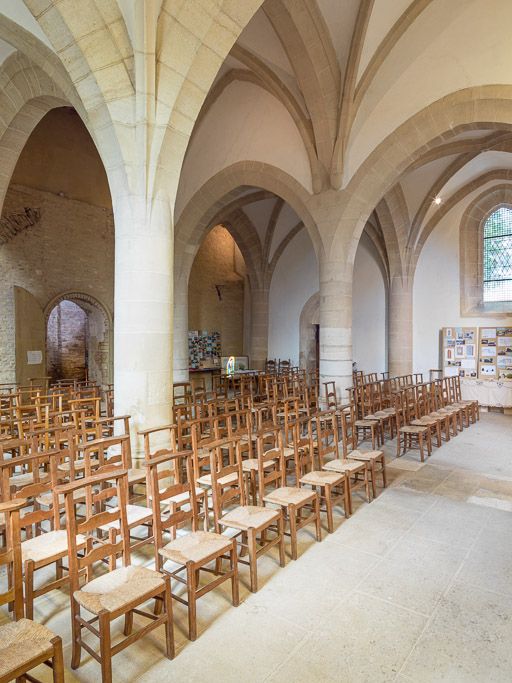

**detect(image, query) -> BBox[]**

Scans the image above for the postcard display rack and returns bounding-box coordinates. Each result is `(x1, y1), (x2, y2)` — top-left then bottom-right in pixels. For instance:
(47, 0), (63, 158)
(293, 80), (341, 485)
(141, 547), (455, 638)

(478, 327), (512, 379)
(188, 330), (221, 370)
(442, 327), (478, 378)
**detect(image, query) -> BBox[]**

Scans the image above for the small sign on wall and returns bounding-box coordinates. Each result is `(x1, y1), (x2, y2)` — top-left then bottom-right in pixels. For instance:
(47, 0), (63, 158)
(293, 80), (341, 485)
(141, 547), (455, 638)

(27, 350), (43, 365)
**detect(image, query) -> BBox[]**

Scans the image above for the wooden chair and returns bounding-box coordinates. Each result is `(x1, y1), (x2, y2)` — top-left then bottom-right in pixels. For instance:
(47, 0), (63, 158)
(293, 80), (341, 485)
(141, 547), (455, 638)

(208, 436), (285, 592)
(395, 392), (431, 462)
(80, 435), (154, 565)
(0, 449), (85, 620)
(315, 412), (371, 514)
(294, 417), (348, 533)
(256, 430), (321, 560)
(0, 498), (65, 683)
(57, 469), (174, 682)
(146, 448), (239, 641)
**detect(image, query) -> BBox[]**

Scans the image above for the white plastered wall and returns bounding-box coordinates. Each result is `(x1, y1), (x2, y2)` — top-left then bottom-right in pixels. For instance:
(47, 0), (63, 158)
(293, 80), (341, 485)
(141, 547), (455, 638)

(268, 229), (318, 364)
(413, 194), (512, 375)
(352, 235), (387, 373)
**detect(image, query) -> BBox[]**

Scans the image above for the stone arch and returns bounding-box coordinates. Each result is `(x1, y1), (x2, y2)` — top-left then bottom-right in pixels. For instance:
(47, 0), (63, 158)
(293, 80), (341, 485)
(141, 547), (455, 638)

(0, 52), (74, 212)
(175, 161), (319, 282)
(44, 292), (113, 386)
(460, 184), (512, 317)
(332, 86), (512, 268)
(299, 292), (320, 372)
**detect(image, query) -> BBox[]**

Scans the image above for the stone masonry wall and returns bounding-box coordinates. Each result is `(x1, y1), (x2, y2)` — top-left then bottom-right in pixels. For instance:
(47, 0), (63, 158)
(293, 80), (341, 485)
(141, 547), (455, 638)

(0, 184), (114, 383)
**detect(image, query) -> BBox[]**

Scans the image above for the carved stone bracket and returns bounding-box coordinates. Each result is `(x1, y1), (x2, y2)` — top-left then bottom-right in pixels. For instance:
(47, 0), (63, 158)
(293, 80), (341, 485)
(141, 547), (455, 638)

(0, 207), (41, 245)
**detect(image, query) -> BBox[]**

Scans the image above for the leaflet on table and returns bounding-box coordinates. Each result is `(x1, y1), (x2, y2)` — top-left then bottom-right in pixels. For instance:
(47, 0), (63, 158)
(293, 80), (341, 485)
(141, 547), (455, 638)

(481, 328), (496, 338)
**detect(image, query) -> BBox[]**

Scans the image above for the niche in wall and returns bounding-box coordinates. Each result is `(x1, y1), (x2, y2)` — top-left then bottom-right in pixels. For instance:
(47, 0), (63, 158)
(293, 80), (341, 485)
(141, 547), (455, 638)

(188, 225), (247, 358)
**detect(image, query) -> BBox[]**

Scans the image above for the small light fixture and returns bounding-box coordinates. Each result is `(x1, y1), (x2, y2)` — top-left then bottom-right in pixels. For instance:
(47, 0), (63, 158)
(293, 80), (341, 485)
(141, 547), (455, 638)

(434, 196), (442, 205)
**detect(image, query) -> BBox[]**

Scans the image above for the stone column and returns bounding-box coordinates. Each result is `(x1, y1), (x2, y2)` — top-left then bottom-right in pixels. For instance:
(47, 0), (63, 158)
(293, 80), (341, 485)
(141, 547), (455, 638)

(250, 286), (269, 370)
(388, 274), (413, 375)
(319, 257), (353, 404)
(173, 272), (189, 383)
(113, 193), (173, 453)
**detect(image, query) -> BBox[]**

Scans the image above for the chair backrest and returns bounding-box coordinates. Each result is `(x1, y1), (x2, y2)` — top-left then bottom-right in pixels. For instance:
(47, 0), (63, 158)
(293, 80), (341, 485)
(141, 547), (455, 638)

(0, 449), (62, 533)
(57, 470), (130, 590)
(146, 449), (198, 566)
(324, 381), (338, 410)
(256, 429), (284, 502)
(79, 434), (132, 478)
(0, 498), (26, 619)
(139, 423), (178, 461)
(207, 437), (245, 532)
(312, 411), (340, 466)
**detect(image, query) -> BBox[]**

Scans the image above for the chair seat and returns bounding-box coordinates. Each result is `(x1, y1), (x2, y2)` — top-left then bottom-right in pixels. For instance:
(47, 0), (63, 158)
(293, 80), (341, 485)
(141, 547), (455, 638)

(197, 472), (238, 488)
(107, 468), (146, 485)
(22, 529), (86, 566)
(36, 487), (86, 508)
(9, 469), (49, 487)
(400, 425), (428, 434)
(74, 565), (165, 615)
(0, 619), (56, 679)
(99, 503), (152, 531)
(263, 486), (315, 506)
(323, 459), (366, 474)
(411, 418), (437, 427)
(220, 504), (280, 531)
(58, 458), (98, 472)
(150, 487), (205, 505)
(242, 458), (275, 472)
(348, 449), (384, 461)
(283, 446), (295, 459)
(300, 470), (344, 486)
(159, 530), (232, 565)
(354, 420), (377, 427)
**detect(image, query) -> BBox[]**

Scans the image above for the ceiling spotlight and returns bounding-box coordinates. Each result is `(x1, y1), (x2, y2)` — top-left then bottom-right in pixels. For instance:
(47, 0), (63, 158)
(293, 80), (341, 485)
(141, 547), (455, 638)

(434, 196), (442, 205)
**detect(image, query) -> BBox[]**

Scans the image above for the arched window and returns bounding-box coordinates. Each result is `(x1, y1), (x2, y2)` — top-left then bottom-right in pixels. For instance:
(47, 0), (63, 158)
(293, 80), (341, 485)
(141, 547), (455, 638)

(483, 207), (512, 302)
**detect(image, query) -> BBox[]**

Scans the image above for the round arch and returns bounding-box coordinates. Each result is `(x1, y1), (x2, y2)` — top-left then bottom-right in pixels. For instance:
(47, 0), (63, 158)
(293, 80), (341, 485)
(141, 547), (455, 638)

(44, 292), (113, 386)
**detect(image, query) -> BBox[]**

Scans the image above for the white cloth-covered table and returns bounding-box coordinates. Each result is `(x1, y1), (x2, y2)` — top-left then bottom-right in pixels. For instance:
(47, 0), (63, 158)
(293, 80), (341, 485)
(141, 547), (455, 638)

(461, 378), (512, 407)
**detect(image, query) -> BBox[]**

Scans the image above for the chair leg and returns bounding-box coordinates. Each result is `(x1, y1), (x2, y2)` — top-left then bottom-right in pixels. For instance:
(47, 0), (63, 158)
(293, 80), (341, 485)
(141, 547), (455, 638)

(52, 636), (64, 683)
(314, 493), (322, 542)
(248, 529), (258, 592)
(364, 469), (371, 503)
(370, 461), (377, 498)
(99, 612), (112, 683)
(277, 515), (286, 567)
(324, 484), (334, 531)
(381, 456), (387, 488)
(70, 603), (82, 670)
(187, 563), (197, 641)
(230, 543), (240, 606)
(25, 560), (34, 620)
(419, 434), (424, 462)
(123, 610), (133, 636)
(288, 504), (298, 560)
(163, 576), (175, 660)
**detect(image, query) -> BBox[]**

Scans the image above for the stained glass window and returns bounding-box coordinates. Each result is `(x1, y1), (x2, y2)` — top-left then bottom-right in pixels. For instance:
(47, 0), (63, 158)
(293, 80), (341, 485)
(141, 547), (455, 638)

(483, 207), (512, 302)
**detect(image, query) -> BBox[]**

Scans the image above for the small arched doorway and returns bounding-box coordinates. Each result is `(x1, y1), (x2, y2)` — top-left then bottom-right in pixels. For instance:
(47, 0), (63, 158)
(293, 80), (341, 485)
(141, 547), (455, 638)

(45, 292), (112, 386)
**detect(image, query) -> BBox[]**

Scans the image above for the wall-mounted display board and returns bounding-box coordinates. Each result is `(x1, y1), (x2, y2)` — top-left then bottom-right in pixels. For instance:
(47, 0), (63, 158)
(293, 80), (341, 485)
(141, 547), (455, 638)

(188, 330), (221, 370)
(478, 327), (512, 379)
(441, 327), (478, 378)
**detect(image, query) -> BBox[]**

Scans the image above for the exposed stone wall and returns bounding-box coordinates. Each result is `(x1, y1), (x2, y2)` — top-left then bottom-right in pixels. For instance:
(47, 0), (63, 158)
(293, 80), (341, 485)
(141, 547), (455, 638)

(188, 226), (246, 358)
(47, 300), (87, 381)
(0, 184), (114, 383)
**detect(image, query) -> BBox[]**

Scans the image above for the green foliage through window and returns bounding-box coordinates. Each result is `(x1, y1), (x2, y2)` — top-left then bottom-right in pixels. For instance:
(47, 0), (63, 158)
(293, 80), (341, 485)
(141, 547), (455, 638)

(483, 207), (512, 302)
